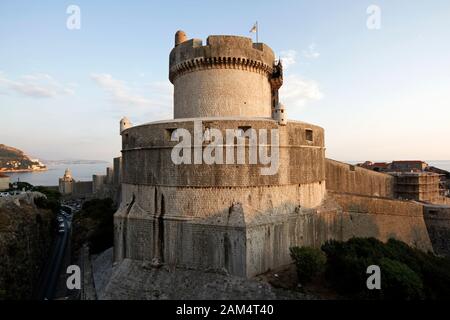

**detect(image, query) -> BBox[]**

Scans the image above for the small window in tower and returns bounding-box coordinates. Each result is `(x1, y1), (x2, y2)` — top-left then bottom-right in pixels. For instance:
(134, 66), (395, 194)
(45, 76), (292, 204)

(305, 129), (313, 142)
(166, 128), (177, 140)
(238, 126), (252, 137)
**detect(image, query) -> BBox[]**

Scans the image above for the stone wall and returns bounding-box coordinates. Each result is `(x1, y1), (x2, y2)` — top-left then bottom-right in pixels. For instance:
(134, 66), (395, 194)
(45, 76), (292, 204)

(173, 69), (272, 118)
(73, 181), (93, 197)
(331, 192), (433, 251)
(59, 179), (73, 194)
(114, 187), (435, 277)
(121, 182), (326, 220)
(114, 194), (337, 278)
(113, 157), (122, 185)
(93, 175), (106, 193)
(115, 181), (326, 277)
(326, 159), (395, 197)
(245, 203), (342, 277)
(0, 176), (9, 191)
(122, 119), (325, 187)
(423, 204), (450, 256)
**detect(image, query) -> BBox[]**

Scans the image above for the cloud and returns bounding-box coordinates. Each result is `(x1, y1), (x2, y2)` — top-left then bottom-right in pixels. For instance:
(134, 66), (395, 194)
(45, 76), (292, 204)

(91, 73), (171, 108)
(279, 44), (320, 69)
(277, 46), (323, 109)
(303, 43), (320, 59)
(279, 50), (297, 69)
(280, 74), (323, 109)
(0, 72), (75, 98)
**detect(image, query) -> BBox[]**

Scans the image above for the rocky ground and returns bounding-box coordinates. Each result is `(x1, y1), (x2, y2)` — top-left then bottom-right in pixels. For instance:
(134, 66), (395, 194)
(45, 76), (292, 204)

(0, 192), (54, 299)
(91, 248), (317, 300)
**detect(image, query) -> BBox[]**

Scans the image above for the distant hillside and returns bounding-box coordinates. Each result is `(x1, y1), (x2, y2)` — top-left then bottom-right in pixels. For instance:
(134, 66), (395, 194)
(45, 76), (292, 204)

(0, 144), (46, 172)
(44, 159), (110, 165)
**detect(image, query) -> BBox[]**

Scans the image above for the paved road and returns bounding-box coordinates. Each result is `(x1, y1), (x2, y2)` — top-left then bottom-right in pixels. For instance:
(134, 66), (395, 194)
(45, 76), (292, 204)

(35, 208), (72, 300)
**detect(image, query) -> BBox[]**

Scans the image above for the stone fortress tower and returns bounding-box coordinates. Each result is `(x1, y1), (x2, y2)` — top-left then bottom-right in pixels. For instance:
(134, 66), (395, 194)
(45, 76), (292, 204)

(58, 168), (74, 194)
(114, 30), (441, 278)
(114, 30), (329, 278)
(171, 31), (280, 119)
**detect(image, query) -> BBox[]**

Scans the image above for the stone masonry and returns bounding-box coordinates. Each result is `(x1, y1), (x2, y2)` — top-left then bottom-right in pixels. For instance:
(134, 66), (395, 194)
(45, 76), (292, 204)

(113, 31), (437, 279)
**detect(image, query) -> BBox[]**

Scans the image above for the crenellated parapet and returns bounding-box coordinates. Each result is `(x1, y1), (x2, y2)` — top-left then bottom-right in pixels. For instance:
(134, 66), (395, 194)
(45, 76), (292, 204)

(169, 56), (274, 83)
(169, 35), (276, 82)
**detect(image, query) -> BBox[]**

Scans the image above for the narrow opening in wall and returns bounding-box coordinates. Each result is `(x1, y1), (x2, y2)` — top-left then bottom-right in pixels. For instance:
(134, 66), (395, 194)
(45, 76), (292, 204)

(154, 188), (158, 213)
(158, 194), (165, 262)
(165, 128), (177, 140)
(238, 126), (252, 138)
(350, 165), (356, 171)
(305, 129), (313, 142)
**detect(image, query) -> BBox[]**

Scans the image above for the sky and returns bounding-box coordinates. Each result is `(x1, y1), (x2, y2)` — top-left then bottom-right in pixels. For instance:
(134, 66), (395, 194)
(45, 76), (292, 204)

(0, 0), (449, 162)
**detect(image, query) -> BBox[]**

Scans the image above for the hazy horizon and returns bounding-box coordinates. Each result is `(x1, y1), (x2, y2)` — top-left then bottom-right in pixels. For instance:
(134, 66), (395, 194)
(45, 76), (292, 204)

(1, 0), (449, 162)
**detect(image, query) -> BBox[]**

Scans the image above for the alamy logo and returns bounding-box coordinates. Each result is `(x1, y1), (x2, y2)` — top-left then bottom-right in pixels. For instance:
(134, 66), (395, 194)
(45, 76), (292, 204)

(66, 5), (81, 30)
(170, 120), (280, 175)
(366, 5), (381, 30)
(366, 265), (381, 290)
(66, 265), (81, 290)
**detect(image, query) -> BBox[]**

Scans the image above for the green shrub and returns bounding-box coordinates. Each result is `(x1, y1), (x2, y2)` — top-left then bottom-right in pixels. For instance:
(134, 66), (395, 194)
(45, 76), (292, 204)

(379, 258), (424, 300)
(384, 239), (450, 299)
(34, 195), (60, 215)
(33, 186), (61, 202)
(33, 186), (61, 214)
(321, 237), (450, 300)
(290, 246), (326, 283)
(73, 198), (116, 254)
(322, 240), (374, 296)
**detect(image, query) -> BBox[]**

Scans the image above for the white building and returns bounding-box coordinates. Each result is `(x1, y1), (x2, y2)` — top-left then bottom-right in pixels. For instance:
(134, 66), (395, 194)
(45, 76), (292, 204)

(0, 173), (10, 191)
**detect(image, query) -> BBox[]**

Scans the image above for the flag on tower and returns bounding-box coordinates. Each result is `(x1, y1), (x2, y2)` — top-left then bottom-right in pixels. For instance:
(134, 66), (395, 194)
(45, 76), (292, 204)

(249, 21), (258, 42)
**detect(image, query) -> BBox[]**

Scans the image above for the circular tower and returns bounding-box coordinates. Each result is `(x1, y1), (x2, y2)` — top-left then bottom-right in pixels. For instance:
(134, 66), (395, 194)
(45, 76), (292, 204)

(115, 31), (327, 278)
(169, 32), (281, 119)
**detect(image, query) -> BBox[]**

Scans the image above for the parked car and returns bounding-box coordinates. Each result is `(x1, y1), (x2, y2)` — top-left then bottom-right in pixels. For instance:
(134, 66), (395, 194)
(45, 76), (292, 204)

(61, 211), (70, 217)
(58, 222), (65, 234)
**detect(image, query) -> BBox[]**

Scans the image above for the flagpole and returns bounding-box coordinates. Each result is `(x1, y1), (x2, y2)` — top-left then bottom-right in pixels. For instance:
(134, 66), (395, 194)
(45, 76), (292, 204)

(256, 21), (259, 43)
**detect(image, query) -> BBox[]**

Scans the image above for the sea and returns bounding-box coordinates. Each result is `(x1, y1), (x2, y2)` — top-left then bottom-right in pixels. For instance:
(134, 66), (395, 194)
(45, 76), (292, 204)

(4, 162), (112, 186)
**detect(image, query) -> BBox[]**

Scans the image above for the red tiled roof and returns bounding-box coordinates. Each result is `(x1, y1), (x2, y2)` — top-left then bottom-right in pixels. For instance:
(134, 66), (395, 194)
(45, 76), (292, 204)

(392, 160), (425, 164)
(373, 162), (389, 167)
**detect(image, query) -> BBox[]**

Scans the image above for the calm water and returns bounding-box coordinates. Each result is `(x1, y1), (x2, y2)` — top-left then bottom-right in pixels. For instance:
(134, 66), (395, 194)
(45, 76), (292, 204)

(4, 162), (111, 186)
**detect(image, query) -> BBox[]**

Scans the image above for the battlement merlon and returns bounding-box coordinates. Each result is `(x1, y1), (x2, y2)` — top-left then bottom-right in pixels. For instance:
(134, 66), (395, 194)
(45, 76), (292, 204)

(169, 34), (277, 83)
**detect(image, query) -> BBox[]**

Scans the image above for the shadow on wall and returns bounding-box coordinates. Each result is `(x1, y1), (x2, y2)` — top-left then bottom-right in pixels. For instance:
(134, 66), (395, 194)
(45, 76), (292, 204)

(332, 192), (433, 253)
(423, 205), (450, 256)
(113, 190), (434, 278)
